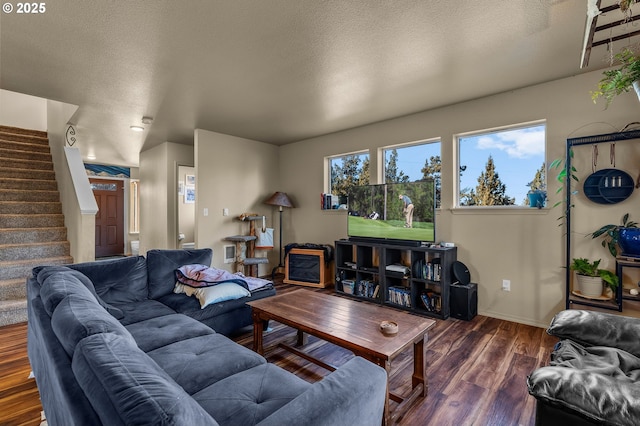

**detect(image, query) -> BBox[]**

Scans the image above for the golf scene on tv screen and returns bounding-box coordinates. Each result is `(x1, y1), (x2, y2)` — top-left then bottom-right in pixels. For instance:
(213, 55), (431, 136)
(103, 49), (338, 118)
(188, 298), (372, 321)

(347, 180), (436, 243)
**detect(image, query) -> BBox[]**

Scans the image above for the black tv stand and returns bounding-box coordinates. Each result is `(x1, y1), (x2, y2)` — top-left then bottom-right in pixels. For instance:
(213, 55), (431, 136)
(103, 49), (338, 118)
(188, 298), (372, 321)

(348, 237), (422, 247)
(335, 239), (457, 320)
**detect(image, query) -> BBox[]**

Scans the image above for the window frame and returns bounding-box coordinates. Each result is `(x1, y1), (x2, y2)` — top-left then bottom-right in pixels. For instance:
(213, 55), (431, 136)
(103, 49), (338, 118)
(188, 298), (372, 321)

(380, 138), (442, 208)
(324, 150), (370, 197)
(454, 120), (547, 209)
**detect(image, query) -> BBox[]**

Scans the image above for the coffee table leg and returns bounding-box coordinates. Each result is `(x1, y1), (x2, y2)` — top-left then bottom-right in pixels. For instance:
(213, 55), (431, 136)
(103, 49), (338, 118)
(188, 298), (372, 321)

(296, 329), (307, 346)
(252, 311), (265, 355)
(412, 334), (426, 397)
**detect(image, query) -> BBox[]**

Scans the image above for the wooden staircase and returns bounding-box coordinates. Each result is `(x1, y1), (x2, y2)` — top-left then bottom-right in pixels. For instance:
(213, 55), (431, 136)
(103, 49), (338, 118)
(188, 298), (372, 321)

(0, 125), (73, 326)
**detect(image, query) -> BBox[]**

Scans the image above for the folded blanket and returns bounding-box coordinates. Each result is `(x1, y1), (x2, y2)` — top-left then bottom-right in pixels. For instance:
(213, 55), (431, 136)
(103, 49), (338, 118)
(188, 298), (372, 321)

(175, 264), (271, 291)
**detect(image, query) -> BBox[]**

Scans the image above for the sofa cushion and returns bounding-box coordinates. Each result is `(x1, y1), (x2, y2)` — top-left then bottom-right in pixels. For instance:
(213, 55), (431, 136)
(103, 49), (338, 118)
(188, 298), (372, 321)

(193, 364), (310, 426)
(40, 271), (99, 316)
(37, 266), (124, 319)
(67, 256), (148, 304)
(51, 294), (135, 357)
(124, 313), (214, 352)
(72, 333), (218, 426)
(112, 299), (177, 326)
(146, 248), (213, 300)
(147, 333), (266, 394)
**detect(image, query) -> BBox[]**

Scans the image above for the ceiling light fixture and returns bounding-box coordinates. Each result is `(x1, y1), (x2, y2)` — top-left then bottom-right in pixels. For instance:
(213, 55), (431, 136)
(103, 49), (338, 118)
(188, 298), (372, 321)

(130, 125), (144, 132)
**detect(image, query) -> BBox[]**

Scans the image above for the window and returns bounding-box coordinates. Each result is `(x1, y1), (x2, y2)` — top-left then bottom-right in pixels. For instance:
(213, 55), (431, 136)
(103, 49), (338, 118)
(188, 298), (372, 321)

(382, 140), (442, 207)
(457, 122), (546, 207)
(327, 151), (370, 202)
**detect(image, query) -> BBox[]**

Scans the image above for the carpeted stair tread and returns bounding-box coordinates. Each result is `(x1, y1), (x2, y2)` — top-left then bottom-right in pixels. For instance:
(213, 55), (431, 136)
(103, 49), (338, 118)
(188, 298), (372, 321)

(0, 299), (28, 326)
(0, 241), (70, 261)
(0, 147), (51, 162)
(0, 201), (62, 215)
(0, 125), (48, 139)
(0, 178), (57, 191)
(0, 256), (73, 281)
(0, 167), (55, 180)
(0, 189), (60, 202)
(0, 279), (27, 300)
(0, 228), (67, 244)
(0, 214), (64, 228)
(0, 156), (53, 171)
(0, 138), (50, 153)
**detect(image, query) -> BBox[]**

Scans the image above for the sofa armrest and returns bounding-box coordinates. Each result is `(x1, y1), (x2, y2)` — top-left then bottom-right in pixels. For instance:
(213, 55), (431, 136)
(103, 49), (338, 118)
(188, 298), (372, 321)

(547, 310), (640, 357)
(257, 357), (387, 426)
(527, 365), (640, 426)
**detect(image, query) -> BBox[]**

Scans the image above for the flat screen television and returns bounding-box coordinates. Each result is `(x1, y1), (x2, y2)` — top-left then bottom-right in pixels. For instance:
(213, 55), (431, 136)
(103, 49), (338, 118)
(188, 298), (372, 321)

(347, 180), (436, 246)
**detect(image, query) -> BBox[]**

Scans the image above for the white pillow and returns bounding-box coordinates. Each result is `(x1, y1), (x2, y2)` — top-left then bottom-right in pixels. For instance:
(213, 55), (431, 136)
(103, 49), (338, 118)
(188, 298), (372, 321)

(195, 283), (250, 308)
(174, 281), (250, 308)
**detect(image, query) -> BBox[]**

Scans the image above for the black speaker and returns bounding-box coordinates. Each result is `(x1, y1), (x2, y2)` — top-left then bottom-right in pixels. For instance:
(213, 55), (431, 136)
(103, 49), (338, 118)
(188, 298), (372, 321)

(450, 282), (477, 321)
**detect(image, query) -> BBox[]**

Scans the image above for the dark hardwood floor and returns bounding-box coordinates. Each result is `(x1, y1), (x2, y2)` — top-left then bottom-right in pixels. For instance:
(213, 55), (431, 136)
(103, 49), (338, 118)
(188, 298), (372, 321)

(0, 280), (556, 426)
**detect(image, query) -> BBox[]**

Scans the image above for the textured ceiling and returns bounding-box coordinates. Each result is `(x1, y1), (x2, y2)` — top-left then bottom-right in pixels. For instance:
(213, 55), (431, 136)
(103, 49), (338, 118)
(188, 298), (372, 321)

(0, 0), (627, 167)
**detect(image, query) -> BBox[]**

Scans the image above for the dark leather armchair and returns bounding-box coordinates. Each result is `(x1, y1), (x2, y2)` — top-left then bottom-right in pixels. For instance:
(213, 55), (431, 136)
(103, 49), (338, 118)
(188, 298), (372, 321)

(527, 309), (640, 426)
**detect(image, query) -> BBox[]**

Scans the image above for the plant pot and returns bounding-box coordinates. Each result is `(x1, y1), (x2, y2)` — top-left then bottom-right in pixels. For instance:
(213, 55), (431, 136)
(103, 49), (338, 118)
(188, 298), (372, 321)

(527, 191), (546, 208)
(577, 274), (603, 297)
(633, 80), (640, 103)
(619, 227), (640, 257)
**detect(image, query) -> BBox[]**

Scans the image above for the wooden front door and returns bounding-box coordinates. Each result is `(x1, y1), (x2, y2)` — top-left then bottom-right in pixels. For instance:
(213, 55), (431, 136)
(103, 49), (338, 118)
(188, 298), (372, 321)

(91, 179), (124, 257)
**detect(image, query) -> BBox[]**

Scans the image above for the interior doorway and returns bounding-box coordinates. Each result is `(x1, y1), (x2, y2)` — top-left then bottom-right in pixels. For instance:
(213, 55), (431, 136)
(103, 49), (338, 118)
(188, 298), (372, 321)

(177, 165), (196, 249)
(90, 178), (125, 257)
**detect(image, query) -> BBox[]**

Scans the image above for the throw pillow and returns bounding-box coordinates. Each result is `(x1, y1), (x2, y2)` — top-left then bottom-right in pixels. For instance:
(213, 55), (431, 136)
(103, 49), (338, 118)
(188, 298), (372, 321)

(174, 282), (250, 309)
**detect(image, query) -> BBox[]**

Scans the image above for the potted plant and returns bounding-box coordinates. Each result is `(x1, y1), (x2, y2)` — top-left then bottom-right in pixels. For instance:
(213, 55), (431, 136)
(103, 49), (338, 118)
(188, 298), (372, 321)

(589, 213), (640, 258)
(526, 180), (546, 209)
(591, 48), (640, 107)
(570, 258), (619, 297)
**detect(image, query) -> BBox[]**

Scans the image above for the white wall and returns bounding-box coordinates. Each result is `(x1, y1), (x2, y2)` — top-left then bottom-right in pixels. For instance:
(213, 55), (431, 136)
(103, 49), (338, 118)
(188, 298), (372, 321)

(278, 69), (640, 327)
(46, 100), (98, 263)
(139, 142), (194, 253)
(195, 129), (279, 273)
(0, 89), (47, 131)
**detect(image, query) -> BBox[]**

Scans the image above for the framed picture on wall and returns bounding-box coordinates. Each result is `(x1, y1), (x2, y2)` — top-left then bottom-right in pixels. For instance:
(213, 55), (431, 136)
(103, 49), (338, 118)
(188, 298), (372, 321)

(185, 186), (195, 204)
(186, 174), (195, 185)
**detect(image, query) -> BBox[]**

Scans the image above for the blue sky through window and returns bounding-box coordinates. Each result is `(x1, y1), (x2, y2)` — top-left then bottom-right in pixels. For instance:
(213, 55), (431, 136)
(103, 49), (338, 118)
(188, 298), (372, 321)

(459, 124), (546, 205)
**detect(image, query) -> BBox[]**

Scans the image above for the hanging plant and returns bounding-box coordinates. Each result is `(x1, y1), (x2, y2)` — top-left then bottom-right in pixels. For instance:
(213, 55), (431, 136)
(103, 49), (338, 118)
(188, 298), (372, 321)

(591, 48), (640, 107)
(619, 0), (637, 14)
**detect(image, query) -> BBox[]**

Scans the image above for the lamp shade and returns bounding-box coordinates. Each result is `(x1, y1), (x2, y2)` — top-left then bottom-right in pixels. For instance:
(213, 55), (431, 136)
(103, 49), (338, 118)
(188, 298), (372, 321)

(263, 192), (294, 208)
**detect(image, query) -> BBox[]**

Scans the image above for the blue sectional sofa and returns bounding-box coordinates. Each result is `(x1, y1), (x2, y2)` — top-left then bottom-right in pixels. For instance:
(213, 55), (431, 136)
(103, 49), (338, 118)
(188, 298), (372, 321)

(27, 249), (387, 426)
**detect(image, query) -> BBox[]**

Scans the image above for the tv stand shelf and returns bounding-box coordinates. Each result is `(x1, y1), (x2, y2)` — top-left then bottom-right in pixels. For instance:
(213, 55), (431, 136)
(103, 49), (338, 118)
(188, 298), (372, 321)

(334, 239), (457, 320)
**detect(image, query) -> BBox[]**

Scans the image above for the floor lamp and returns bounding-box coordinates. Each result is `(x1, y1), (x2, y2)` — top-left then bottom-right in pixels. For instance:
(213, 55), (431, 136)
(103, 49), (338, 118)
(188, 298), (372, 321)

(263, 191), (294, 278)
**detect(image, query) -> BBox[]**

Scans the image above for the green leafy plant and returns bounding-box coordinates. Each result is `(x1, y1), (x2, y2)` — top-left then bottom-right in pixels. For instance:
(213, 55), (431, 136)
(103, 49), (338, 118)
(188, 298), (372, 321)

(591, 48), (640, 107)
(570, 258), (619, 291)
(570, 258), (601, 277)
(549, 150), (578, 222)
(589, 213), (639, 258)
(598, 269), (620, 292)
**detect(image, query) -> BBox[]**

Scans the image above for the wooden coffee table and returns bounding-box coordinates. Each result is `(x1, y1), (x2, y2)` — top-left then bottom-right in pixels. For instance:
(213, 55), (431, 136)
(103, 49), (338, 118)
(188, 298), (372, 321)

(247, 289), (436, 425)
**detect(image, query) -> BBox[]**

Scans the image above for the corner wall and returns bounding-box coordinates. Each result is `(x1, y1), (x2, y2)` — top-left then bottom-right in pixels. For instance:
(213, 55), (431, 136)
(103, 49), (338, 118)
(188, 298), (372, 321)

(139, 142), (194, 253)
(194, 129), (279, 273)
(278, 69), (640, 327)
